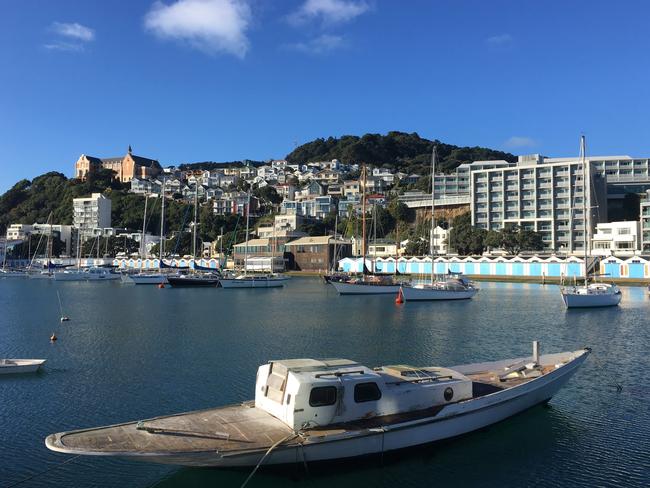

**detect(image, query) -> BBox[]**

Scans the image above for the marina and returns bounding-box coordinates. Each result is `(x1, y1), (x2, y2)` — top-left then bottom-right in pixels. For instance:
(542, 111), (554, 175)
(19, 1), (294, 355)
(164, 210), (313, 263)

(1, 277), (648, 487)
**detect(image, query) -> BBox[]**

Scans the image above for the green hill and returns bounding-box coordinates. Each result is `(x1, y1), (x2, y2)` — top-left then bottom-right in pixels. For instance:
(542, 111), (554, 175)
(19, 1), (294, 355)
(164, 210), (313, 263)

(285, 131), (516, 174)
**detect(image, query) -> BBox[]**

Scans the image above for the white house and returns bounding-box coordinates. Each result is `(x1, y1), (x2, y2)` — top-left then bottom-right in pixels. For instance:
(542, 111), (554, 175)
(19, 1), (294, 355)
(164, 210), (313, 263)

(591, 221), (640, 257)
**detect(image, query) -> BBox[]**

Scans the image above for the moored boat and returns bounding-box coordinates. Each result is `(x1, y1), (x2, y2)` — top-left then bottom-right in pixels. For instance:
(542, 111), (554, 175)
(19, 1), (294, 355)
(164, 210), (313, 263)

(45, 342), (589, 468)
(219, 274), (288, 288)
(167, 273), (221, 287)
(330, 275), (402, 295)
(0, 359), (46, 374)
(122, 273), (169, 285)
(561, 282), (621, 308)
(401, 275), (478, 301)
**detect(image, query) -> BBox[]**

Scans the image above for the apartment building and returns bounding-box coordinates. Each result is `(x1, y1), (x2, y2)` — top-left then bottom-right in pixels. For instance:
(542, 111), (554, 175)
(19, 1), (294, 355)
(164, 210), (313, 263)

(591, 221), (640, 257)
(640, 190), (650, 252)
(281, 196), (333, 219)
(73, 193), (112, 236)
(470, 159), (608, 253)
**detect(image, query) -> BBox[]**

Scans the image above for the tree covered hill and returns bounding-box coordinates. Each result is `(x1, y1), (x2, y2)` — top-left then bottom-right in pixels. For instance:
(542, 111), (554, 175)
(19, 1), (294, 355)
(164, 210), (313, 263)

(285, 131), (516, 174)
(178, 160), (266, 171)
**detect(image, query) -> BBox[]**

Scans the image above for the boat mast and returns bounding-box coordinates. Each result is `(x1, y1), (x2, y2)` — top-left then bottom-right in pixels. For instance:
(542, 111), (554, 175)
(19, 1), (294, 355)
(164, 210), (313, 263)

(76, 230), (81, 271)
(192, 184), (198, 262)
(361, 164), (367, 274)
(159, 177), (165, 268)
(244, 191), (251, 276)
(430, 145), (437, 286)
(581, 135), (589, 286)
(332, 211), (338, 273)
(140, 195), (149, 269)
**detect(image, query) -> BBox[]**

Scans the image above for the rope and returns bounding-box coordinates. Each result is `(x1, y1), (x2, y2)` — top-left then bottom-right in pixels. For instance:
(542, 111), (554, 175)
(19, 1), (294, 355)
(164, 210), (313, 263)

(3, 455), (81, 488)
(240, 432), (299, 488)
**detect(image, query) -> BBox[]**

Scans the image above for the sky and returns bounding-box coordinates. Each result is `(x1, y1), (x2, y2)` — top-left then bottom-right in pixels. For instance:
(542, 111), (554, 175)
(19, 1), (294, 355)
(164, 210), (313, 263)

(1, 0), (649, 193)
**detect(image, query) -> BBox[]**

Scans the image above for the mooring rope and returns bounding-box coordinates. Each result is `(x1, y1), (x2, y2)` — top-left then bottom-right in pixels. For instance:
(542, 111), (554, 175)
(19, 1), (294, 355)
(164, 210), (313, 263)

(3, 455), (81, 488)
(240, 432), (299, 488)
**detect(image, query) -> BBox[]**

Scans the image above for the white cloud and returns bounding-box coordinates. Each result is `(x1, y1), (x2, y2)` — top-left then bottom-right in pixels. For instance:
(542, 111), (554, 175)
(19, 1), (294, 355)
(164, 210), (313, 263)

(286, 34), (345, 54)
(288, 0), (369, 25)
(43, 42), (85, 52)
(51, 22), (95, 42)
(486, 33), (512, 46)
(504, 136), (537, 148)
(144, 0), (251, 58)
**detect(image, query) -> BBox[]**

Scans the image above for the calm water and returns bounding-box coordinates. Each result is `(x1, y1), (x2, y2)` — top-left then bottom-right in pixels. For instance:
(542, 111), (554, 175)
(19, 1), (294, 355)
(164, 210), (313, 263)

(1, 277), (649, 488)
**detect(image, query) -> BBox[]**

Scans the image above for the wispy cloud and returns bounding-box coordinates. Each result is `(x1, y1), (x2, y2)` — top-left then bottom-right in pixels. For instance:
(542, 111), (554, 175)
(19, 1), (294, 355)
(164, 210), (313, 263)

(486, 33), (512, 46)
(144, 0), (251, 58)
(45, 22), (95, 52)
(51, 22), (95, 41)
(285, 34), (345, 54)
(504, 136), (537, 149)
(288, 0), (369, 26)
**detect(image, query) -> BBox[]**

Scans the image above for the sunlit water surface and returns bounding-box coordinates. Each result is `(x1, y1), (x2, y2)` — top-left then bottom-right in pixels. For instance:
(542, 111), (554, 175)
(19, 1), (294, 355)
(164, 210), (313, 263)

(1, 278), (648, 487)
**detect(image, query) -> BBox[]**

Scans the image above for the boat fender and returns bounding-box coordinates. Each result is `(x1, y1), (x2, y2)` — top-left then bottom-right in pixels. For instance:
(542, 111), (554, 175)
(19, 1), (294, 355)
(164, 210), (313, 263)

(444, 387), (454, 401)
(158, 283), (165, 289)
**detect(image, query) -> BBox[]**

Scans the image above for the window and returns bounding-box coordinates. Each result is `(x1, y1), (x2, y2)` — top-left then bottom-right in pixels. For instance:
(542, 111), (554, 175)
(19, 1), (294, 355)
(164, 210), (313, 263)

(617, 228), (631, 235)
(309, 386), (337, 407)
(354, 382), (382, 403)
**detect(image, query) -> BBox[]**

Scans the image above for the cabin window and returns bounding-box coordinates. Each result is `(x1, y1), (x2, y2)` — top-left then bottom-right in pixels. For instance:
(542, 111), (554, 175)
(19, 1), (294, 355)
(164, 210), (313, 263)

(354, 382), (382, 403)
(309, 386), (337, 407)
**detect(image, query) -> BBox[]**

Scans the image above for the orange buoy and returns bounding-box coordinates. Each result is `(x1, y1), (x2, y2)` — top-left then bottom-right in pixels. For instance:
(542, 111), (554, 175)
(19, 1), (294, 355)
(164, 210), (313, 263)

(395, 288), (404, 304)
(158, 283), (165, 289)
(50, 333), (58, 342)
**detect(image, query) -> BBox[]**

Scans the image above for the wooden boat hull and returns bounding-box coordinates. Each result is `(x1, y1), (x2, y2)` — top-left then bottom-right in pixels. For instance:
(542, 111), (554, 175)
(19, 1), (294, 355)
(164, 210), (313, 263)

(0, 359), (46, 374)
(401, 285), (478, 301)
(330, 281), (401, 295)
(45, 350), (589, 467)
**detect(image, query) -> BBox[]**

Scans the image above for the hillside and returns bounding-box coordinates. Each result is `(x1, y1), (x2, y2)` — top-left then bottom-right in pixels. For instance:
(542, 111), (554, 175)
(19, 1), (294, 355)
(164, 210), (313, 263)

(285, 131), (516, 174)
(178, 160), (266, 171)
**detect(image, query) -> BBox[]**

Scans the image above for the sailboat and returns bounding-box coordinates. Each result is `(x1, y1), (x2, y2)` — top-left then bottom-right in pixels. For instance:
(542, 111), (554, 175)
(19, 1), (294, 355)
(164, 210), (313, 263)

(0, 241), (27, 278)
(125, 192), (169, 285)
(28, 215), (55, 279)
(54, 229), (87, 281)
(560, 136), (621, 308)
(330, 165), (403, 295)
(400, 146), (478, 301)
(219, 192), (287, 288)
(168, 184), (222, 288)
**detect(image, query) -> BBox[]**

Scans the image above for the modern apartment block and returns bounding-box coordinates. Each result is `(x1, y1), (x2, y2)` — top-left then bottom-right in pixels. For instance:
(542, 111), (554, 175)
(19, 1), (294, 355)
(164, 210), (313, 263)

(73, 193), (112, 236)
(470, 158), (608, 253)
(640, 190), (650, 252)
(591, 221), (640, 257)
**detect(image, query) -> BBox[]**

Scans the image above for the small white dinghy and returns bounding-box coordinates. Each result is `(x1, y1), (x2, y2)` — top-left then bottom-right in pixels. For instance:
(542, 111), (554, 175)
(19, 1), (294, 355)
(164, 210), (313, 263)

(45, 342), (589, 468)
(0, 359), (46, 374)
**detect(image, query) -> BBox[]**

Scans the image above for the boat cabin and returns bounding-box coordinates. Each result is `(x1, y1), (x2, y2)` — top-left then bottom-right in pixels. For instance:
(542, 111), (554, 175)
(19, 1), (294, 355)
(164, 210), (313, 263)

(255, 358), (473, 430)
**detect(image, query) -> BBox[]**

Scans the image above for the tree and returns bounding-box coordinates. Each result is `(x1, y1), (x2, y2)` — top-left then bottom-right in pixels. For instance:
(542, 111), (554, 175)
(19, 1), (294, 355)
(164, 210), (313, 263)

(448, 212), (486, 255)
(518, 230), (545, 252)
(501, 225), (521, 254)
(388, 199), (410, 223)
(485, 230), (502, 250)
(405, 237), (428, 255)
(254, 186), (282, 205)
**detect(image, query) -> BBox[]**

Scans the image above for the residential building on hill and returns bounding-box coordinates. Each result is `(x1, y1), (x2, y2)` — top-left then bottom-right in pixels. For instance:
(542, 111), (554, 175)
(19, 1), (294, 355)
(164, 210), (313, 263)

(75, 146), (161, 183)
(73, 193), (111, 237)
(641, 190), (650, 252)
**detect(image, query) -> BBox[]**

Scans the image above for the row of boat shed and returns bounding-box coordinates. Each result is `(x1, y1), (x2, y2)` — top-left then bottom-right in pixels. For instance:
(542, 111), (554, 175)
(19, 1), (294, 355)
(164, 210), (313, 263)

(337, 255), (650, 280)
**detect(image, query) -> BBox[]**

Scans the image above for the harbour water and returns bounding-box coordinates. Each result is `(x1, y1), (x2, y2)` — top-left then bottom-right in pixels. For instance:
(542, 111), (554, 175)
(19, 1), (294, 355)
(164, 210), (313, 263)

(1, 278), (649, 487)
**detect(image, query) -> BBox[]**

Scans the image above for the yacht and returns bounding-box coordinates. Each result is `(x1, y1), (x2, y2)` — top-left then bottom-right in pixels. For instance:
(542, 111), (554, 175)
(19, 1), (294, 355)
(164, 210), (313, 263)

(219, 274), (288, 288)
(45, 342), (589, 468)
(0, 359), (46, 374)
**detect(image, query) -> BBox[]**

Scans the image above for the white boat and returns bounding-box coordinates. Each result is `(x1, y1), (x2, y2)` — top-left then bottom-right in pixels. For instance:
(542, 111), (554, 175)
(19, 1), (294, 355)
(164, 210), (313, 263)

(0, 269), (28, 278)
(219, 274), (288, 288)
(53, 270), (87, 281)
(84, 267), (120, 281)
(561, 282), (621, 308)
(330, 278), (401, 295)
(401, 277), (478, 301)
(45, 342), (589, 468)
(0, 359), (46, 374)
(560, 136), (621, 309)
(28, 270), (53, 280)
(400, 146), (478, 302)
(122, 273), (169, 285)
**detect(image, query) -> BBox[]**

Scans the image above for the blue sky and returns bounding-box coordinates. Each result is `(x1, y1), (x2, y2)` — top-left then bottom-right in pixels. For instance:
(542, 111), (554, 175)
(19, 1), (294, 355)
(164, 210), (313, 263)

(1, 0), (649, 192)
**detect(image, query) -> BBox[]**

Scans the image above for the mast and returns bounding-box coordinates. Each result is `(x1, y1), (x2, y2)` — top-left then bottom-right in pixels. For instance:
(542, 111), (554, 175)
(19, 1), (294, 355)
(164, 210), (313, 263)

(332, 211), (338, 273)
(244, 192), (250, 276)
(159, 178), (165, 266)
(361, 164), (367, 274)
(140, 195), (149, 266)
(581, 135), (589, 286)
(76, 230), (81, 271)
(192, 184), (198, 261)
(430, 145), (437, 285)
